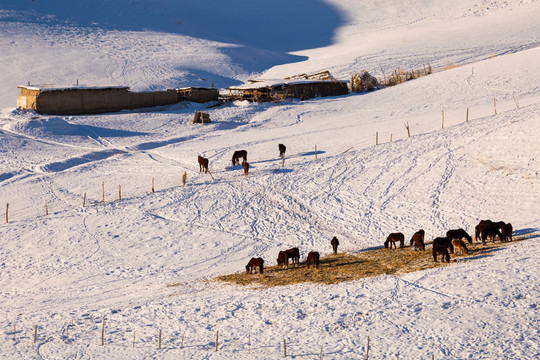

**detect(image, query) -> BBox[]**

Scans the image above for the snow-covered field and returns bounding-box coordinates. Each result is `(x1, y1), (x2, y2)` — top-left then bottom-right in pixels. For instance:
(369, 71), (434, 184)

(1, 1), (539, 358)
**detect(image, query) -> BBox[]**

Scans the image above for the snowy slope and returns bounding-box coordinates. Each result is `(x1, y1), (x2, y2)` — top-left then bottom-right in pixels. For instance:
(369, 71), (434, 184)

(1, 0), (539, 359)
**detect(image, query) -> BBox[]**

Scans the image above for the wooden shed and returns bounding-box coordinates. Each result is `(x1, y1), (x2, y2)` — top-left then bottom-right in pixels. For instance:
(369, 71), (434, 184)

(224, 71), (348, 102)
(17, 85), (178, 115)
(176, 87), (219, 103)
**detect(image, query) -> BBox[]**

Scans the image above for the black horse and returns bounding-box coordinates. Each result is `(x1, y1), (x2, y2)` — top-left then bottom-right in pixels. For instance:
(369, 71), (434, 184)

(198, 155), (209, 173)
(232, 150), (248, 166)
(277, 247), (300, 268)
(278, 144), (286, 159)
(330, 236), (339, 255)
(432, 237), (451, 263)
(433, 236), (454, 254)
(446, 228), (473, 244)
(502, 223), (513, 242)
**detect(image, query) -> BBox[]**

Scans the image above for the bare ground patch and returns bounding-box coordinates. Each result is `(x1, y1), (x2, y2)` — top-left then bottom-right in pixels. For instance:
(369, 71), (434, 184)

(215, 234), (536, 288)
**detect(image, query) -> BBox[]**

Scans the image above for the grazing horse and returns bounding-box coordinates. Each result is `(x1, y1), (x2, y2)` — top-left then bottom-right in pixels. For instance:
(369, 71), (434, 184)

(198, 155), (209, 173)
(432, 237), (451, 263)
(481, 227), (503, 244)
(242, 160), (249, 176)
(410, 230), (425, 251)
(502, 223), (513, 242)
(278, 143), (286, 159)
(277, 247), (300, 268)
(475, 220), (505, 242)
(452, 239), (469, 255)
(384, 232), (405, 249)
(306, 251), (320, 269)
(232, 150), (248, 166)
(330, 236), (339, 255)
(245, 257), (264, 274)
(433, 236), (454, 254)
(409, 229), (425, 247)
(446, 228), (473, 244)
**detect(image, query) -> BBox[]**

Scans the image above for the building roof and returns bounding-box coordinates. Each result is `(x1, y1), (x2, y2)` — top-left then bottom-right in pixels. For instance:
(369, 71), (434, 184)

(228, 78), (347, 90)
(17, 85), (129, 92)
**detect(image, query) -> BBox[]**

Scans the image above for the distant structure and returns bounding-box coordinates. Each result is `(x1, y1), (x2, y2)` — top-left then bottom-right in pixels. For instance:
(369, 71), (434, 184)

(17, 85), (177, 115)
(224, 70), (349, 102)
(177, 87), (219, 103)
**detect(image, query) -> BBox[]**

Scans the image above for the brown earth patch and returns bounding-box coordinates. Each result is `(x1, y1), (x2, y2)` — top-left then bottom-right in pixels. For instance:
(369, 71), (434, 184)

(215, 234), (535, 288)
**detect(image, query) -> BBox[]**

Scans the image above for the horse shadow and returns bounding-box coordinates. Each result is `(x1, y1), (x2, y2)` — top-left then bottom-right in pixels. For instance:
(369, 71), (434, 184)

(513, 228), (539, 238)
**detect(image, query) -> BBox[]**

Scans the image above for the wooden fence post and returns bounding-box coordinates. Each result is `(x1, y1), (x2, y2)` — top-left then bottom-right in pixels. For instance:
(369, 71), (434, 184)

(215, 330), (219, 352)
(376, 131), (378, 145)
(34, 325), (37, 343)
(158, 329), (162, 350)
(404, 122), (410, 138)
(44, 200), (48, 216)
(83, 193), (86, 208)
(442, 110), (445, 129)
(5, 203), (8, 224)
(118, 185), (121, 200)
(102, 181), (105, 203)
(315, 145), (318, 159)
(152, 178), (155, 193)
(365, 336), (370, 360)
(101, 317), (105, 346)
(283, 339), (287, 357)
(181, 331), (185, 349)
(466, 107), (469, 122)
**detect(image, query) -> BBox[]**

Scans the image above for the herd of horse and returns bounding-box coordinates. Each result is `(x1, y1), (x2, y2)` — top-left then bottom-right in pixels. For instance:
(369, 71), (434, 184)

(245, 236), (340, 274)
(198, 144), (287, 178)
(245, 219), (514, 275)
(384, 219), (513, 263)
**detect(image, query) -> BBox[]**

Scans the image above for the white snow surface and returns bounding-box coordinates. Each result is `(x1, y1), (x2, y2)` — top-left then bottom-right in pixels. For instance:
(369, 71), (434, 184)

(1, 0), (539, 358)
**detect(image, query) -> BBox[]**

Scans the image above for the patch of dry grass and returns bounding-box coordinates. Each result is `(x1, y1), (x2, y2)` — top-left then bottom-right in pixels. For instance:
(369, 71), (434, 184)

(215, 234), (536, 288)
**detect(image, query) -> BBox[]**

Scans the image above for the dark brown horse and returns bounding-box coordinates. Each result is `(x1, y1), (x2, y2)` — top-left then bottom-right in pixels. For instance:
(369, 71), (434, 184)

(475, 220), (505, 242)
(198, 155), (209, 173)
(502, 223), (513, 242)
(232, 150), (247, 166)
(446, 228), (473, 244)
(384, 232), (405, 249)
(481, 227), (503, 244)
(410, 230), (425, 251)
(475, 220), (493, 242)
(277, 247), (300, 268)
(245, 257), (264, 274)
(432, 237), (451, 263)
(278, 143), (286, 159)
(330, 236), (339, 255)
(242, 160), (249, 176)
(306, 251), (320, 269)
(433, 235), (454, 254)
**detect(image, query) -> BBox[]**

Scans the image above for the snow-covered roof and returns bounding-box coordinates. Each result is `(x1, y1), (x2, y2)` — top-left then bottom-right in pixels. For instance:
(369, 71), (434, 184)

(228, 78), (347, 90)
(18, 85), (129, 92)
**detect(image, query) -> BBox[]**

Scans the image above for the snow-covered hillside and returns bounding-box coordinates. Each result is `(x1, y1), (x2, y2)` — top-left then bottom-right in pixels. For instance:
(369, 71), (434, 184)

(1, 0), (539, 358)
